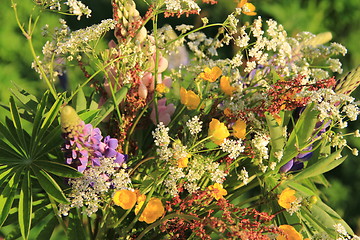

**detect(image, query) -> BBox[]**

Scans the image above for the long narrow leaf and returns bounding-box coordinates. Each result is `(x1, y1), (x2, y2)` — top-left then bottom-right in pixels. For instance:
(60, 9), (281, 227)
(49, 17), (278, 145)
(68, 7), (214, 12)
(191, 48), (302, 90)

(30, 93), (48, 154)
(19, 170), (32, 240)
(276, 103), (319, 172)
(9, 96), (28, 153)
(0, 170), (22, 227)
(34, 160), (83, 178)
(31, 165), (69, 204)
(0, 121), (26, 157)
(292, 149), (345, 181)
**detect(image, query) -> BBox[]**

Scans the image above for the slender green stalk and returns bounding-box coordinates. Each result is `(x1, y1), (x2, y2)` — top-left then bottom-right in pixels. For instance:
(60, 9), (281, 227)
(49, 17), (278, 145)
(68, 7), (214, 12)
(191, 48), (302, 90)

(11, 1), (57, 98)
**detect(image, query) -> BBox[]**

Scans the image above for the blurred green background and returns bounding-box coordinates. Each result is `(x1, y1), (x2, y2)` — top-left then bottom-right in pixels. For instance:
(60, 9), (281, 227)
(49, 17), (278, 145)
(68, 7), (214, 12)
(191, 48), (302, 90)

(1, 0), (360, 234)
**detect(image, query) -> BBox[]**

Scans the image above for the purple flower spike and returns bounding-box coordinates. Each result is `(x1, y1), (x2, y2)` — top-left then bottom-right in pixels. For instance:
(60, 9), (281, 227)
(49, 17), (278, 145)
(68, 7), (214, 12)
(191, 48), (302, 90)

(62, 119), (127, 173)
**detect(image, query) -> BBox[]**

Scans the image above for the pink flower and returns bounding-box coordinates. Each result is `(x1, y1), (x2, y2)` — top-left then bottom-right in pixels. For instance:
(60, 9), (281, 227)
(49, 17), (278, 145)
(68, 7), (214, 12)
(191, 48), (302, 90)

(150, 98), (175, 125)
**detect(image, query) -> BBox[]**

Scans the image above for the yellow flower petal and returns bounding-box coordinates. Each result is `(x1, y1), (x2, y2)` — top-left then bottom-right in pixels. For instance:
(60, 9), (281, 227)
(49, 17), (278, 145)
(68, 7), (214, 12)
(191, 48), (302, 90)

(208, 183), (227, 200)
(278, 188), (297, 209)
(277, 225), (303, 240)
(233, 119), (246, 139)
(113, 189), (137, 210)
(220, 76), (237, 96)
(177, 157), (189, 168)
(135, 198), (165, 224)
(199, 66), (222, 82)
(180, 87), (200, 110)
(208, 119), (230, 145)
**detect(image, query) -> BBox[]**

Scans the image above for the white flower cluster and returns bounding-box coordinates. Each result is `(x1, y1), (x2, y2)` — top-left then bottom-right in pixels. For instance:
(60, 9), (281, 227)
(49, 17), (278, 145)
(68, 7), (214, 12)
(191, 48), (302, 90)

(152, 122), (171, 147)
(186, 116), (203, 135)
(39, 0), (91, 20)
(65, 0), (92, 20)
(334, 223), (360, 240)
(55, 19), (116, 55)
(164, 0), (200, 15)
(238, 167), (249, 185)
(302, 89), (360, 127)
(58, 157), (131, 217)
(220, 138), (245, 159)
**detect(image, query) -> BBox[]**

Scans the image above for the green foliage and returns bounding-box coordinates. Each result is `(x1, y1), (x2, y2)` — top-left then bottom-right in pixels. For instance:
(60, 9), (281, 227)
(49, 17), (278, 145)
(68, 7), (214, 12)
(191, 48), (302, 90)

(0, 89), (82, 239)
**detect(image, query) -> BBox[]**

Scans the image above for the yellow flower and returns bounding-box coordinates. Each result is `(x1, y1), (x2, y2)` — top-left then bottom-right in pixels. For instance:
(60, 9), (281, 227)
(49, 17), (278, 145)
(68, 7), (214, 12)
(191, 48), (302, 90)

(220, 76), (237, 96)
(177, 157), (189, 168)
(277, 225), (303, 240)
(208, 118), (230, 145)
(233, 119), (246, 139)
(237, 0), (257, 16)
(208, 183), (227, 200)
(278, 188), (297, 209)
(180, 87), (201, 110)
(156, 83), (168, 94)
(198, 66), (222, 82)
(135, 198), (165, 224)
(113, 189), (137, 210)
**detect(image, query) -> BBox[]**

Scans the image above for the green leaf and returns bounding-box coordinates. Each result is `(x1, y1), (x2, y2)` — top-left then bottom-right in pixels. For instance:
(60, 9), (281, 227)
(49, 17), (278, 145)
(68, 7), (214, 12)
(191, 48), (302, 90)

(75, 86), (87, 112)
(0, 121), (26, 157)
(0, 170), (22, 227)
(292, 149), (346, 181)
(19, 170), (32, 240)
(317, 200), (354, 235)
(10, 83), (39, 114)
(33, 126), (62, 160)
(67, 209), (87, 240)
(276, 103), (319, 172)
(34, 160), (83, 178)
(31, 165), (68, 204)
(265, 113), (285, 161)
(79, 109), (100, 123)
(30, 93), (49, 148)
(90, 85), (130, 127)
(9, 96), (28, 153)
(35, 216), (58, 240)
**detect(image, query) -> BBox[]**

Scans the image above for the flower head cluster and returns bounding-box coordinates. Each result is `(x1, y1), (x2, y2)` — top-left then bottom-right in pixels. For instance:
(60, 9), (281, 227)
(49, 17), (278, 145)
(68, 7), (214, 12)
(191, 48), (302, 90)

(61, 106), (125, 173)
(58, 157), (131, 216)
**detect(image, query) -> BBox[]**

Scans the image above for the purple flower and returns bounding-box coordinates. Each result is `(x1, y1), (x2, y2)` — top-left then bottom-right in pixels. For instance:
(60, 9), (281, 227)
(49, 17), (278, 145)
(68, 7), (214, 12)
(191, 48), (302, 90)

(280, 146), (313, 173)
(62, 121), (126, 172)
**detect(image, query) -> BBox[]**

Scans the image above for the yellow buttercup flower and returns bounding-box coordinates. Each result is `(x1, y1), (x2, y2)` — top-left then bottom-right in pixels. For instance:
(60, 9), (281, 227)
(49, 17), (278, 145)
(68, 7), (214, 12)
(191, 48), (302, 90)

(277, 225), (303, 240)
(278, 188), (297, 209)
(237, 0), (257, 16)
(135, 198), (165, 224)
(113, 189), (137, 210)
(177, 157), (189, 168)
(198, 66), (222, 82)
(208, 183), (227, 200)
(156, 83), (168, 94)
(208, 118), (230, 145)
(180, 87), (201, 110)
(220, 76), (237, 96)
(233, 119), (246, 139)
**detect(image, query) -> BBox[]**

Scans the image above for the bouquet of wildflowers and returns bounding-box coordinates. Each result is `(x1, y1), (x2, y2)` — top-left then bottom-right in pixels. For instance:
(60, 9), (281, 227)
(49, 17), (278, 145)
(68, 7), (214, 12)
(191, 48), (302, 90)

(1, 0), (360, 239)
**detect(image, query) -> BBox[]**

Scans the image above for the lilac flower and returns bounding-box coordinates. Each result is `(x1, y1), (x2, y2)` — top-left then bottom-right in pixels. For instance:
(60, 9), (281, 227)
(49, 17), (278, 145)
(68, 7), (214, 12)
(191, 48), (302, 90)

(62, 121), (126, 173)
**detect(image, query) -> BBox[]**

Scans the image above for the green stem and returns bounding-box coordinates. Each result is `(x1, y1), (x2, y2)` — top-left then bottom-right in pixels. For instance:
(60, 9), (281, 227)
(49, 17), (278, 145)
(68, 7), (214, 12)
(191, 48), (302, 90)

(11, 1), (58, 98)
